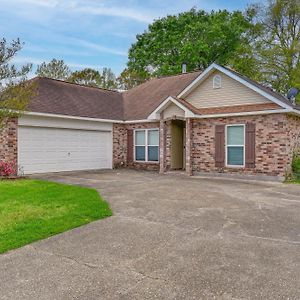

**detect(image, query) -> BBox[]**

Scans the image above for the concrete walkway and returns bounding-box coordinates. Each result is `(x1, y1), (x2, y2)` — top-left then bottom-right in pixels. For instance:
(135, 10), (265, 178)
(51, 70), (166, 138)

(1, 169), (300, 299)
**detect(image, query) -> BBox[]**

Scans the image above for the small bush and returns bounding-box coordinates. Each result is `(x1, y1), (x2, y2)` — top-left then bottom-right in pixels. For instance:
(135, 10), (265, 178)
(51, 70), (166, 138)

(0, 161), (17, 177)
(292, 154), (300, 180)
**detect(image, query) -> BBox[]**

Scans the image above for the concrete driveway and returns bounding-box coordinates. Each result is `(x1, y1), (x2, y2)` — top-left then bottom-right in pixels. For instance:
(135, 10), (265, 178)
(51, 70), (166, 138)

(1, 170), (300, 300)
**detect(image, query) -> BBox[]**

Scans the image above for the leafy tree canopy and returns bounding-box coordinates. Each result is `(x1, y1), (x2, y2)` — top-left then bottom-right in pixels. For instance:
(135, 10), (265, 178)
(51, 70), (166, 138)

(36, 59), (71, 80)
(0, 38), (35, 126)
(117, 68), (145, 90)
(252, 0), (300, 102)
(126, 8), (256, 81)
(101, 67), (117, 90)
(68, 67), (117, 90)
(68, 68), (102, 88)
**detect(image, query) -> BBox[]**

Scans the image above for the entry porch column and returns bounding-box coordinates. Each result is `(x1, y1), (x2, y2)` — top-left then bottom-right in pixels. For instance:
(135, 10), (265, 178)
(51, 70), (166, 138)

(159, 119), (166, 174)
(185, 118), (193, 176)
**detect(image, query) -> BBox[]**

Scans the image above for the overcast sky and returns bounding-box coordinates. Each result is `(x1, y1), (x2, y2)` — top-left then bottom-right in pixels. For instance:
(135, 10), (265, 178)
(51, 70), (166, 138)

(1, 0), (264, 76)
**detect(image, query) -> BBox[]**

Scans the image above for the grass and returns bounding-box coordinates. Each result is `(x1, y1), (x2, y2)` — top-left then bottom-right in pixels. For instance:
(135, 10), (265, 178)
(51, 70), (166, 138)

(0, 179), (112, 254)
(288, 179), (300, 184)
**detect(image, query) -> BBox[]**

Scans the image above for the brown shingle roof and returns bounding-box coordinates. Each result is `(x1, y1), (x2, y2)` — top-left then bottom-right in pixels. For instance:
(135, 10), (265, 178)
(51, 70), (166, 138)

(196, 103), (281, 115)
(27, 66), (292, 122)
(122, 71), (202, 120)
(28, 72), (201, 121)
(28, 77), (124, 120)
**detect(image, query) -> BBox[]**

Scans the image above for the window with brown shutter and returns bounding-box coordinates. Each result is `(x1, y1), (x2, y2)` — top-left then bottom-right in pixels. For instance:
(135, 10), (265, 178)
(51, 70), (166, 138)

(127, 129), (133, 164)
(245, 123), (256, 168)
(215, 125), (225, 167)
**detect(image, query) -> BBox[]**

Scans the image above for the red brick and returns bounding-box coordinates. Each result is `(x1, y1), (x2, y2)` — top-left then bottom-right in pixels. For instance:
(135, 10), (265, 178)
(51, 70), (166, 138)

(0, 118), (18, 174)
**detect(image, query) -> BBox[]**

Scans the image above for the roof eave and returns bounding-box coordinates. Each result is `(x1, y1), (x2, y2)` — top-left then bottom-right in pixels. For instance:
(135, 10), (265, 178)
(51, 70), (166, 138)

(147, 96), (195, 120)
(192, 108), (294, 119)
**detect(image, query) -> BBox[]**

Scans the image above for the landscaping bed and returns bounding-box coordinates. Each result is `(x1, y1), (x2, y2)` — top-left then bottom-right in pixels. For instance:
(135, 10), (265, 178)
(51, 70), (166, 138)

(0, 179), (112, 254)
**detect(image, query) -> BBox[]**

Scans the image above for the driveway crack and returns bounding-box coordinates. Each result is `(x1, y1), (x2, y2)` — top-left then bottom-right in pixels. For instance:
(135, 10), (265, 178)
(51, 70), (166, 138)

(28, 246), (100, 269)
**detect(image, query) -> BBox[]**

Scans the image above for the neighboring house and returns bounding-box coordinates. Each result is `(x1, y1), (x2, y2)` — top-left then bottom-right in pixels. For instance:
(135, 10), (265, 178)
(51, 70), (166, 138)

(0, 63), (299, 180)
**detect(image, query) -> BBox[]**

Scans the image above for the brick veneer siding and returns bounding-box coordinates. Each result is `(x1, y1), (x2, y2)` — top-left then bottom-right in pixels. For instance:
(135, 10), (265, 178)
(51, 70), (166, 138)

(191, 113), (300, 177)
(113, 113), (300, 177)
(286, 115), (300, 170)
(164, 120), (172, 170)
(0, 118), (18, 167)
(112, 123), (127, 168)
(185, 118), (193, 175)
(113, 122), (160, 171)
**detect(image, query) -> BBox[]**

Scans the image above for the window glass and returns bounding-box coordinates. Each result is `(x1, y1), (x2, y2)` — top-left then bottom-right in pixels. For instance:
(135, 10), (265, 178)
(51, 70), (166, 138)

(135, 131), (145, 145)
(134, 129), (159, 162)
(148, 130), (159, 145)
(135, 146), (145, 161)
(227, 147), (244, 166)
(227, 126), (244, 145)
(148, 146), (159, 161)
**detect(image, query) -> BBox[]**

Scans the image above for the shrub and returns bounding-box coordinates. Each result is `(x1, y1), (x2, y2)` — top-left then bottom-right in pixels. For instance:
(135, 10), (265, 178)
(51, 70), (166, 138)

(292, 154), (300, 180)
(0, 161), (17, 177)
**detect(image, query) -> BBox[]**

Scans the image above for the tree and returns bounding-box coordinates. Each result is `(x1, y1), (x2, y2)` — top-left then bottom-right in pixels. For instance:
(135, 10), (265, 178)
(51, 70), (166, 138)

(0, 38), (35, 127)
(126, 8), (256, 79)
(68, 68), (102, 88)
(67, 67), (117, 90)
(117, 68), (145, 89)
(227, 6), (264, 81)
(101, 67), (117, 90)
(252, 0), (300, 101)
(36, 59), (71, 80)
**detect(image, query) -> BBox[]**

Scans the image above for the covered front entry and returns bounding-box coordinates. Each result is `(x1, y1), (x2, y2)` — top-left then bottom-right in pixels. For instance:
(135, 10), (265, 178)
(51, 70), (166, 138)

(170, 120), (185, 170)
(159, 118), (191, 174)
(154, 97), (194, 175)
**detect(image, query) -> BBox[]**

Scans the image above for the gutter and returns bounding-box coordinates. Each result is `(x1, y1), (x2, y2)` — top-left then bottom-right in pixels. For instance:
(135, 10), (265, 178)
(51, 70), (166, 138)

(192, 108), (295, 119)
(19, 107), (300, 124)
(22, 111), (158, 124)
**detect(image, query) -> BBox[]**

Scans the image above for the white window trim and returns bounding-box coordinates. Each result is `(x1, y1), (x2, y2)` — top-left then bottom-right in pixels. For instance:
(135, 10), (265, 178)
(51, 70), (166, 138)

(213, 74), (222, 89)
(225, 124), (245, 168)
(134, 128), (159, 163)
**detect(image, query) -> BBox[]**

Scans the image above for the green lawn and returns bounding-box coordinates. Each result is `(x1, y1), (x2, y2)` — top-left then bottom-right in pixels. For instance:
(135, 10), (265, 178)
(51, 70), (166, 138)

(0, 179), (112, 254)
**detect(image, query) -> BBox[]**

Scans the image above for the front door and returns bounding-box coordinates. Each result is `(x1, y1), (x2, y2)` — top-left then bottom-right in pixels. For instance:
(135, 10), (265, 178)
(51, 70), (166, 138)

(171, 120), (185, 170)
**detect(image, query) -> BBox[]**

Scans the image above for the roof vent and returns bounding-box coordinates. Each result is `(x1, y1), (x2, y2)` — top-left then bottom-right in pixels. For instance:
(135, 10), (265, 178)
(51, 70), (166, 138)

(182, 63), (187, 74)
(287, 87), (299, 105)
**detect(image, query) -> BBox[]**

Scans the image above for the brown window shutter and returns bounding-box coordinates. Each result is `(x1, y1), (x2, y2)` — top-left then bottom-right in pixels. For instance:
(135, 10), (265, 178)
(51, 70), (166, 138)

(245, 123), (256, 168)
(127, 130), (134, 163)
(215, 125), (225, 168)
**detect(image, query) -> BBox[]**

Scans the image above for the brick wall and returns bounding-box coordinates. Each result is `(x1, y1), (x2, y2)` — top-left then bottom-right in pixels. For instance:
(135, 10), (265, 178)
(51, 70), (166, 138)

(0, 118), (18, 166)
(191, 113), (300, 177)
(113, 122), (160, 171)
(286, 115), (300, 172)
(113, 114), (300, 177)
(112, 123), (127, 168)
(165, 120), (172, 170)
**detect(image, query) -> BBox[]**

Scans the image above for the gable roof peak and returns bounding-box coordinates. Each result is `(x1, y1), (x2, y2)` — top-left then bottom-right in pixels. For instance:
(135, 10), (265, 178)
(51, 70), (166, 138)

(178, 63), (292, 109)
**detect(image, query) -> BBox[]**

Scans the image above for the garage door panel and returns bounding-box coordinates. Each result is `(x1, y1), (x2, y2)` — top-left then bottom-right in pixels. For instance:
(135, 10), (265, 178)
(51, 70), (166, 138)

(18, 126), (112, 174)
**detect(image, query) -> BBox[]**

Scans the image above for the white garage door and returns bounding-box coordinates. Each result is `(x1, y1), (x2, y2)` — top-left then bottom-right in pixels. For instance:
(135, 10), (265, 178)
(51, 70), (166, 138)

(18, 126), (112, 174)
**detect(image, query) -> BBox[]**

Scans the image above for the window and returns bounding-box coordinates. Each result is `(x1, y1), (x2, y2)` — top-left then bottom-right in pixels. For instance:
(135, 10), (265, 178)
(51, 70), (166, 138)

(226, 125), (245, 167)
(213, 74), (222, 89)
(134, 129), (159, 162)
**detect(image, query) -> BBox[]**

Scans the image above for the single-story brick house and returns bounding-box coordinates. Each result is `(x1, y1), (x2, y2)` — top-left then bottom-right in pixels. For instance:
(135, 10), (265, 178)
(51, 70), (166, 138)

(1, 63), (299, 180)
